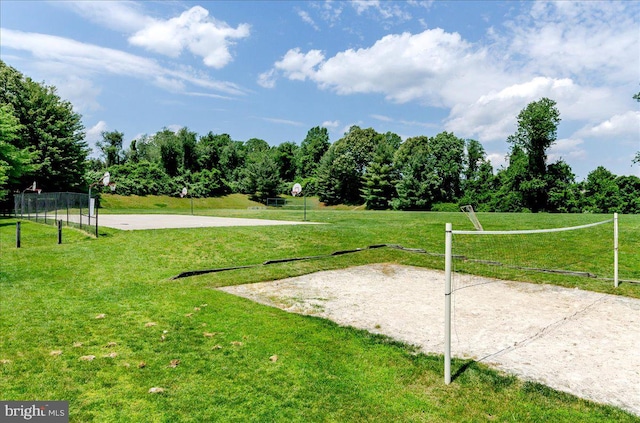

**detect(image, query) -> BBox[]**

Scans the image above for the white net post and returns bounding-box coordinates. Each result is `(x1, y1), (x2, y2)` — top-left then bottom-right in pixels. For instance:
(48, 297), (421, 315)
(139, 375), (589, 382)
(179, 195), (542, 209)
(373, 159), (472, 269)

(614, 213), (619, 288)
(444, 223), (452, 385)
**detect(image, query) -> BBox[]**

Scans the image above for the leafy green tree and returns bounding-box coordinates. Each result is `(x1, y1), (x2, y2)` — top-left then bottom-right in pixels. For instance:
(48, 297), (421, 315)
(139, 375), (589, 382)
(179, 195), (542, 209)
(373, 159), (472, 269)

(507, 97), (561, 212)
(97, 130), (124, 167)
(430, 132), (465, 203)
(108, 160), (174, 196)
(244, 138), (269, 155)
(125, 139), (140, 163)
(464, 140), (485, 182)
(154, 129), (182, 177)
(491, 147), (528, 212)
(219, 140), (246, 191)
(546, 160), (580, 213)
(189, 168), (228, 197)
(274, 142), (299, 182)
(0, 104), (36, 199)
(127, 134), (159, 164)
(316, 126), (383, 205)
(615, 175), (640, 214)
(177, 128), (199, 173)
(297, 126), (330, 178)
(582, 166), (621, 213)
(197, 132), (232, 171)
(459, 140), (496, 210)
(468, 161), (497, 211)
(0, 60), (88, 192)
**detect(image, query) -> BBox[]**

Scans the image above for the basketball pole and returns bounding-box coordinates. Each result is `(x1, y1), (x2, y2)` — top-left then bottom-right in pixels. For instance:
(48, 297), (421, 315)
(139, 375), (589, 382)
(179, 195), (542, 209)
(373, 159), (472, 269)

(444, 223), (452, 384)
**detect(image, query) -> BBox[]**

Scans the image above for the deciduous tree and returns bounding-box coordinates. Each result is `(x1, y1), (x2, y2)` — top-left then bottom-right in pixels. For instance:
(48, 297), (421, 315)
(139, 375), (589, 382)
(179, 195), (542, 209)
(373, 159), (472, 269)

(97, 130), (124, 167)
(0, 60), (88, 192)
(506, 98), (561, 212)
(0, 104), (36, 199)
(297, 126), (330, 178)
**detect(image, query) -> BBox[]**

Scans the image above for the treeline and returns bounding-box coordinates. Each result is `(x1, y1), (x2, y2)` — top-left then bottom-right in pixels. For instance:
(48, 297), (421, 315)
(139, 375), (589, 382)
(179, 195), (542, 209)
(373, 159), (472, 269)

(1, 60), (639, 213)
(92, 119), (640, 214)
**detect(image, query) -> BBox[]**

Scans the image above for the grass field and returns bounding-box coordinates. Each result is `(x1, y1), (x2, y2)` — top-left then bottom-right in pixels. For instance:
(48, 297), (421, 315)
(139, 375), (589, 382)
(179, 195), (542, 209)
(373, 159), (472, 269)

(1, 195), (639, 422)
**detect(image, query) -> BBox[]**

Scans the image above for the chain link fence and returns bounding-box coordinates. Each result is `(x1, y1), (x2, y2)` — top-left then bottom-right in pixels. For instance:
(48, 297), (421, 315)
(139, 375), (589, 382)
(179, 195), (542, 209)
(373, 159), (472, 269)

(14, 192), (101, 236)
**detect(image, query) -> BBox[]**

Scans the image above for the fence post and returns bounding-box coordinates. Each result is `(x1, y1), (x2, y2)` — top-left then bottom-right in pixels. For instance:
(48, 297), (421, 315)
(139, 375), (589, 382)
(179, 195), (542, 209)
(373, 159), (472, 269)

(58, 220), (63, 244)
(16, 221), (21, 248)
(95, 197), (99, 237)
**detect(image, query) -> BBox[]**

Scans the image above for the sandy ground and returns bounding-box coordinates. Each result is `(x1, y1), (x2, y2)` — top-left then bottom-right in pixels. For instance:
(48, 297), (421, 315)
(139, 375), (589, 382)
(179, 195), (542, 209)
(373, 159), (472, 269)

(219, 264), (640, 416)
(73, 214), (320, 230)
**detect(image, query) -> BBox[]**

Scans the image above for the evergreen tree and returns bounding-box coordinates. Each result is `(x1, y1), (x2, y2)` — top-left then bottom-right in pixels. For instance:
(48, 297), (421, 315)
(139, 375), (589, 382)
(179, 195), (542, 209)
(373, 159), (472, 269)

(392, 136), (437, 210)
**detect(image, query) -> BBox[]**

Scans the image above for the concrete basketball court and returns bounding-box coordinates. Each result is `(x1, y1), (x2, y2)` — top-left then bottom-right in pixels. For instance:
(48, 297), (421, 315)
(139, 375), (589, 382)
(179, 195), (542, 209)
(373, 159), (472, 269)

(93, 214), (320, 230)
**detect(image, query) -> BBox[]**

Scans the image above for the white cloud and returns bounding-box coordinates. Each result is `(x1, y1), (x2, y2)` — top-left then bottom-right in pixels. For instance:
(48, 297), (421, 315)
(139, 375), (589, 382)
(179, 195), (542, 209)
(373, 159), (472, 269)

(262, 117), (305, 126)
(445, 76), (633, 143)
(507, 1), (638, 84)
(86, 121), (108, 141)
(371, 114), (393, 122)
(58, 1), (152, 33)
(445, 77), (577, 142)
(267, 29), (496, 106)
(340, 122), (364, 136)
(86, 121), (108, 156)
(350, 0), (411, 21)
(297, 10), (319, 30)
(264, 1), (638, 160)
(0, 28), (248, 97)
(62, 2), (250, 69)
(576, 111), (640, 138)
(486, 152), (508, 171)
(166, 125), (183, 133)
(548, 138), (587, 163)
(128, 6), (250, 68)
(257, 69), (276, 88)
(51, 75), (102, 113)
(274, 48), (325, 82)
(321, 120), (340, 129)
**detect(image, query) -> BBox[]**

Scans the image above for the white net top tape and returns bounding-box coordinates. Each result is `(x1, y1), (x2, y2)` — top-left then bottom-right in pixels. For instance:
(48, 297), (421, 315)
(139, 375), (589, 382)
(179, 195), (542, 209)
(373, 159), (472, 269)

(452, 219), (613, 236)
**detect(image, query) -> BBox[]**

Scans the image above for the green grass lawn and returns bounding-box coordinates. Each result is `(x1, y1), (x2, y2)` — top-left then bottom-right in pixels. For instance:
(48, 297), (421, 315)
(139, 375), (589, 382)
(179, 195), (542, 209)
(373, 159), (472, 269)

(1, 198), (639, 422)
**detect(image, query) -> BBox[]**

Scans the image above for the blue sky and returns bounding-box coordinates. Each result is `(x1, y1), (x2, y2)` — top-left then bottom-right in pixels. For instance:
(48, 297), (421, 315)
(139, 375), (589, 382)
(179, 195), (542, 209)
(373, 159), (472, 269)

(1, 0), (638, 180)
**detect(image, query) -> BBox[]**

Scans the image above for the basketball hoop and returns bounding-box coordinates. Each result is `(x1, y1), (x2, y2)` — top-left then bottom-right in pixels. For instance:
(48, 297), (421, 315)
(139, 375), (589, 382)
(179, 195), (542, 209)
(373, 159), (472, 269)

(291, 183), (302, 197)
